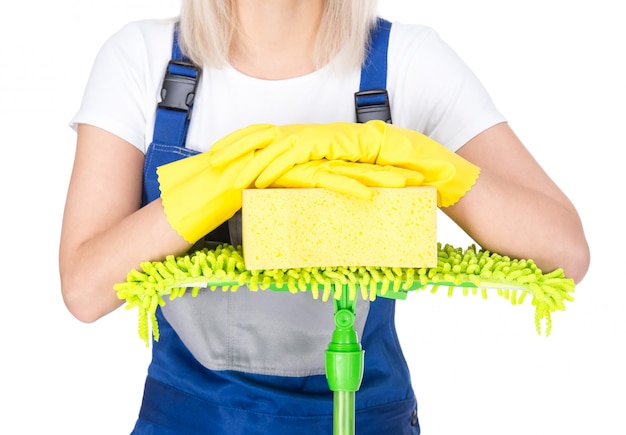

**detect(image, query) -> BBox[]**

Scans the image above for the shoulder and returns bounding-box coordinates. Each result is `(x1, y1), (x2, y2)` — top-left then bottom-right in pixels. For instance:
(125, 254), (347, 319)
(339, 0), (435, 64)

(384, 21), (505, 150)
(72, 18), (179, 152)
(88, 18), (179, 109)
(387, 22), (465, 69)
(388, 21), (440, 47)
(97, 18), (176, 65)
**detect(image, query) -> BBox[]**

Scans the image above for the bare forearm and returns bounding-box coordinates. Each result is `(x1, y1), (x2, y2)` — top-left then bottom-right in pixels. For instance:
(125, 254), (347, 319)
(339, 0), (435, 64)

(60, 199), (191, 323)
(443, 169), (589, 283)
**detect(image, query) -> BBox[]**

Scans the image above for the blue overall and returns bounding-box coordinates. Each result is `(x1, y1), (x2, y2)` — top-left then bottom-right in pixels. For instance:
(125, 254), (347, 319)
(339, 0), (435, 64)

(132, 19), (421, 435)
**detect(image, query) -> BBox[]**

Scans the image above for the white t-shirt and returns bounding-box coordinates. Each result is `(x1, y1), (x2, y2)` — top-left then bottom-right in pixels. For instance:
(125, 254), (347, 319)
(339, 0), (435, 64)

(71, 18), (505, 153)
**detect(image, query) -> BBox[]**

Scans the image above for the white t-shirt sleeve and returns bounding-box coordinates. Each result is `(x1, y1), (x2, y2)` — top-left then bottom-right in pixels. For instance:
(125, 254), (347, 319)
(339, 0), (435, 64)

(388, 23), (506, 151)
(69, 20), (174, 153)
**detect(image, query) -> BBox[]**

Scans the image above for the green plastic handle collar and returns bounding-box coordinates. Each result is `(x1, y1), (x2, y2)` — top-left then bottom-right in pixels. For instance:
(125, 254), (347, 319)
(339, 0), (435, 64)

(325, 308), (365, 392)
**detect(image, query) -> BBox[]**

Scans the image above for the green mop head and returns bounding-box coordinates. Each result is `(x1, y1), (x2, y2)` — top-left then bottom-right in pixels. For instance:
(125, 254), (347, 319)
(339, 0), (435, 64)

(114, 243), (575, 346)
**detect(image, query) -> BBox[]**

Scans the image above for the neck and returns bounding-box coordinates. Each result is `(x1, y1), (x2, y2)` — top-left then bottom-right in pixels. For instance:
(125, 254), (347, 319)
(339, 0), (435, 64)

(230, 0), (324, 79)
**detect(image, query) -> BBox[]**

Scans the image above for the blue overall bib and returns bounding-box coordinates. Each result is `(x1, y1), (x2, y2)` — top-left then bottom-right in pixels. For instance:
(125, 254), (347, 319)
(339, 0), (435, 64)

(132, 19), (421, 435)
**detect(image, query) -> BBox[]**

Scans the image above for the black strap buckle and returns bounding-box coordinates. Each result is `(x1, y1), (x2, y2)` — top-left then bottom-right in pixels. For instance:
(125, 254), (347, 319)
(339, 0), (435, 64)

(158, 60), (200, 117)
(354, 89), (392, 123)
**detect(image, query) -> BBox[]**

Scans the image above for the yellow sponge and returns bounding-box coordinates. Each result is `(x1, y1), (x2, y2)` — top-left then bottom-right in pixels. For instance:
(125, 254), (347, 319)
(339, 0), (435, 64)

(241, 187), (437, 270)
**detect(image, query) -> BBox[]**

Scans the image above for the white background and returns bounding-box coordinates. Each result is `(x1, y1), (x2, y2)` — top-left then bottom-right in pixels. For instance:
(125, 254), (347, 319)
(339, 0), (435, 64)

(1, 1), (624, 434)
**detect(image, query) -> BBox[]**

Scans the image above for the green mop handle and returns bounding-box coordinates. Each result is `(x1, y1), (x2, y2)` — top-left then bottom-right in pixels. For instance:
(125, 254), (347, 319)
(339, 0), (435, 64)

(325, 285), (365, 435)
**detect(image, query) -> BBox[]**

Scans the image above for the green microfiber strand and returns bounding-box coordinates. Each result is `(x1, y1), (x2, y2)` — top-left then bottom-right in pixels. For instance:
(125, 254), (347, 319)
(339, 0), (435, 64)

(114, 243), (575, 346)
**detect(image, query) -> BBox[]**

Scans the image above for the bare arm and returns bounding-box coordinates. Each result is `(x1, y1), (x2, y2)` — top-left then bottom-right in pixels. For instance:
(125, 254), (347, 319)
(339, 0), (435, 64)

(59, 124), (192, 323)
(443, 122), (590, 283)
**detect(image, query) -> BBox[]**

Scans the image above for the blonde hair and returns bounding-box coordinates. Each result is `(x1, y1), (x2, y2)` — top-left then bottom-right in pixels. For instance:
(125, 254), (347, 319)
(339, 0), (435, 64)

(179, 0), (379, 70)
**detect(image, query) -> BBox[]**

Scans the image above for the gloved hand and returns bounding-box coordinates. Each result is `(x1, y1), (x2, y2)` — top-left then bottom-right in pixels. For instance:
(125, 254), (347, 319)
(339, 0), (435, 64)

(156, 151), (253, 244)
(156, 124), (425, 243)
(209, 120), (480, 207)
(270, 159), (426, 199)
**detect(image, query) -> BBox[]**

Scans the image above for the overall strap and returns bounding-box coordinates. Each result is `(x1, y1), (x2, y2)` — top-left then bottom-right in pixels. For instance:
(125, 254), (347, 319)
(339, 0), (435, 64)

(153, 23), (201, 148)
(355, 18), (392, 123)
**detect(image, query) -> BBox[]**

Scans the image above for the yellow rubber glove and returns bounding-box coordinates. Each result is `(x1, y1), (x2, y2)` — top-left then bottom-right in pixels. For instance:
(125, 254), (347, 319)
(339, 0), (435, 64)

(209, 123), (378, 170)
(156, 151), (253, 244)
(270, 159), (427, 199)
(209, 120), (479, 207)
(324, 160), (426, 186)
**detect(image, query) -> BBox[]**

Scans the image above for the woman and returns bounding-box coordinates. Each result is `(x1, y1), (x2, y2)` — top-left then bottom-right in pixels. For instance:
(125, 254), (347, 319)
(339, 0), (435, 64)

(59, 1), (590, 433)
